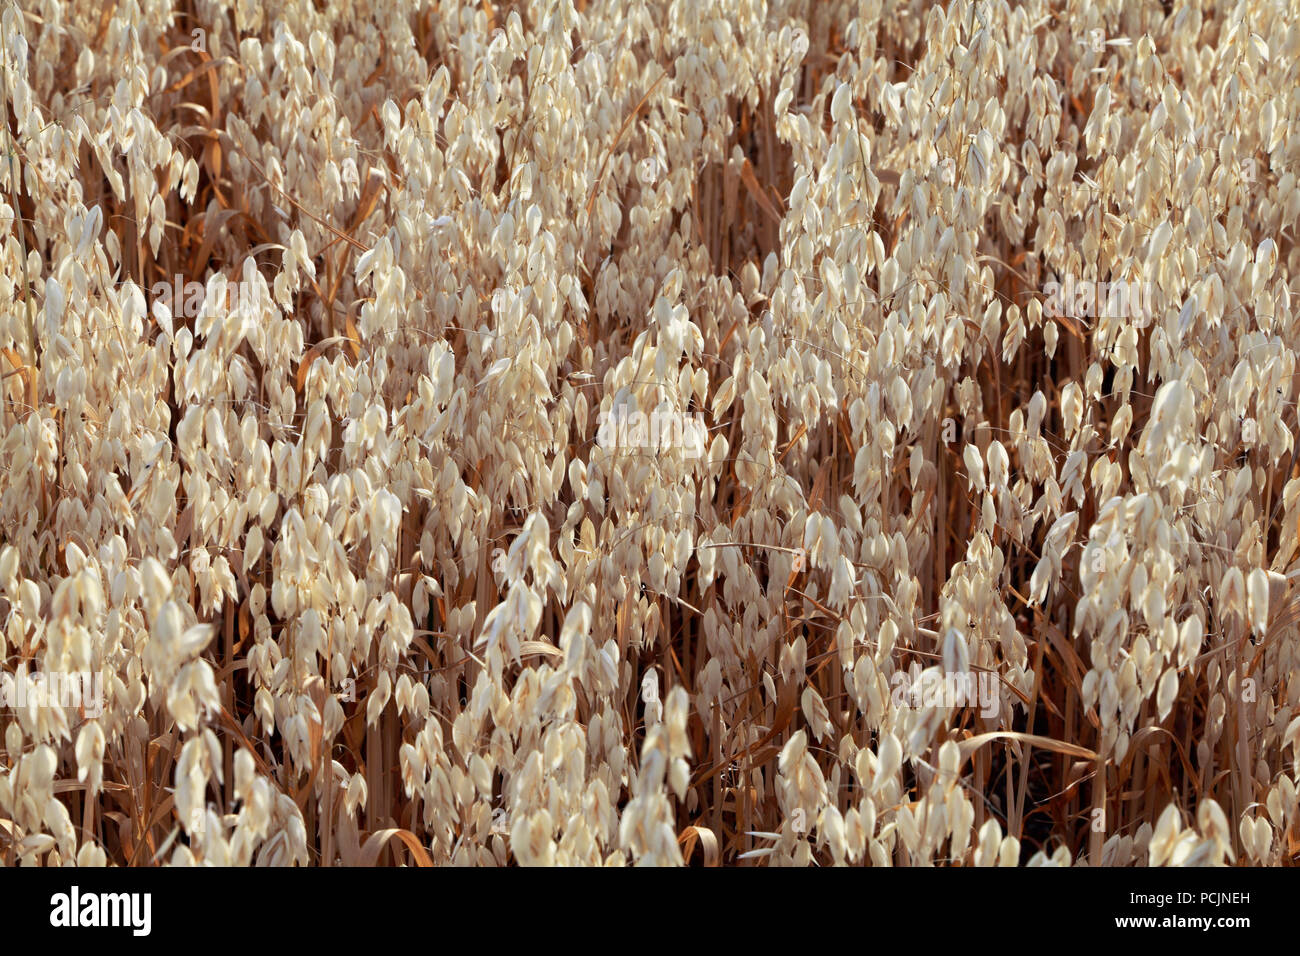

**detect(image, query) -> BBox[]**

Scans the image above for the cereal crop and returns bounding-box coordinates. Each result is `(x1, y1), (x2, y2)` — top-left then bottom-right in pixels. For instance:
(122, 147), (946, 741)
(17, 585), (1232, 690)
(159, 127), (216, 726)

(2, 0), (1300, 867)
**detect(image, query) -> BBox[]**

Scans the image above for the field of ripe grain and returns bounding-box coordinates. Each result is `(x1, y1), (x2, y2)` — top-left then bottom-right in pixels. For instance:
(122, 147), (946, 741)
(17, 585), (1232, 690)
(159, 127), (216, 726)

(1, 0), (1299, 867)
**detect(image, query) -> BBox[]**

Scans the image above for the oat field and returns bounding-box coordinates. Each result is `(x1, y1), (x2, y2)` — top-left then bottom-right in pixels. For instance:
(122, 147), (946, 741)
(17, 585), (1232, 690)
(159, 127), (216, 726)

(1, 0), (1299, 867)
